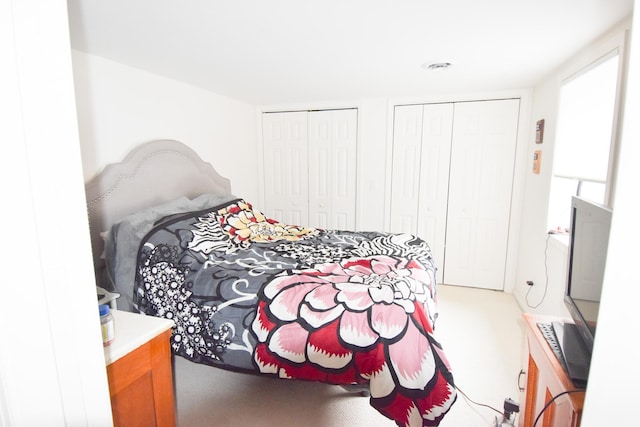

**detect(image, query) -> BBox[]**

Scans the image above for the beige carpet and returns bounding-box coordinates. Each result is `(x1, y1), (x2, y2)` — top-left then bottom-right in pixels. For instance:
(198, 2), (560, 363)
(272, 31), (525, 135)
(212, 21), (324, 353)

(174, 284), (526, 426)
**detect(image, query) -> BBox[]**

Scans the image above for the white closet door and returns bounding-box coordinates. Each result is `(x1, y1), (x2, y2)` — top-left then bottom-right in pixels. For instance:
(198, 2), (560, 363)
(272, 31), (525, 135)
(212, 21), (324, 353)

(262, 111), (309, 225)
(390, 104), (453, 284)
(308, 109), (357, 230)
(390, 105), (424, 233)
(417, 103), (454, 284)
(444, 99), (520, 290)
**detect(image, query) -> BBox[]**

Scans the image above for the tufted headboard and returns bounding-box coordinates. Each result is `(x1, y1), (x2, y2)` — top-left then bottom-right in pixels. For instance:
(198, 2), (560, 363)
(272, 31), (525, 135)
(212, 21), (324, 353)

(84, 139), (232, 281)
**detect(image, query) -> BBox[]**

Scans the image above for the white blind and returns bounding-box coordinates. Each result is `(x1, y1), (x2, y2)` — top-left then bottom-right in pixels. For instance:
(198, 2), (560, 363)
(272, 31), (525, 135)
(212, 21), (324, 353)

(553, 52), (619, 182)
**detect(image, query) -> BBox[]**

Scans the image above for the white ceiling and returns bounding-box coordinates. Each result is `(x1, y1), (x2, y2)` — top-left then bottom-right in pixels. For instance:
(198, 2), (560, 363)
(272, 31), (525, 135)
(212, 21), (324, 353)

(67, 0), (634, 106)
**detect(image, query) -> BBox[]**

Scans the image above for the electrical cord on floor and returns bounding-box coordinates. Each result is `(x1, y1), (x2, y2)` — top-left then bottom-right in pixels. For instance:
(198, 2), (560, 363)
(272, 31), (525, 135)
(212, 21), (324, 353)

(526, 233), (551, 309)
(455, 384), (503, 421)
(532, 389), (585, 427)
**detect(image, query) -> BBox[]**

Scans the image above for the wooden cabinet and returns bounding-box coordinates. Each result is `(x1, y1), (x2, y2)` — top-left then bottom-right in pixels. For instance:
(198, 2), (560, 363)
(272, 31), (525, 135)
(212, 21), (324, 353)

(521, 313), (585, 427)
(390, 99), (520, 290)
(262, 108), (358, 230)
(104, 310), (175, 427)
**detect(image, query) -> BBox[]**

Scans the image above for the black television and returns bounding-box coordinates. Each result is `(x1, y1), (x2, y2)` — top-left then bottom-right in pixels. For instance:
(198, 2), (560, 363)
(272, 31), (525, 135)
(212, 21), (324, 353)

(552, 195), (612, 387)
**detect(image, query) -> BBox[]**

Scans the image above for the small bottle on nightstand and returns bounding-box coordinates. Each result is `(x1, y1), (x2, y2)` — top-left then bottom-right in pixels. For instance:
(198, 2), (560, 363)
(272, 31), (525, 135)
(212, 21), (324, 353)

(99, 304), (115, 346)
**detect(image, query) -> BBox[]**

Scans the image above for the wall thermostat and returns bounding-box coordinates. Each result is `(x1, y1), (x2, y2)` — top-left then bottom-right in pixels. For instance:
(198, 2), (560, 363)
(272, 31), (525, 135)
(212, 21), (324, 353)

(535, 119), (545, 144)
(533, 150), (542, 174)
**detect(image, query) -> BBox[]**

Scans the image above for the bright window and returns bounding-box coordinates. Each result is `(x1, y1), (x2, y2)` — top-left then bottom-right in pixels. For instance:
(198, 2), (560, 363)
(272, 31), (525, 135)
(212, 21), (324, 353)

(547, 51), (620, 231)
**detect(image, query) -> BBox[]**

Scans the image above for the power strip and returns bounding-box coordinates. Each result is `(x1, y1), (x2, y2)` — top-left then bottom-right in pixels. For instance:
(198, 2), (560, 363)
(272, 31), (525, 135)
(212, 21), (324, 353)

(494, 398), (520, 427)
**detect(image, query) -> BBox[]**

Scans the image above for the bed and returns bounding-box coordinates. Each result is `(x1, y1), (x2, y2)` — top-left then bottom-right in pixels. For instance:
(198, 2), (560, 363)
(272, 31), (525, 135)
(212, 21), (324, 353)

(85, 139), (457, 427)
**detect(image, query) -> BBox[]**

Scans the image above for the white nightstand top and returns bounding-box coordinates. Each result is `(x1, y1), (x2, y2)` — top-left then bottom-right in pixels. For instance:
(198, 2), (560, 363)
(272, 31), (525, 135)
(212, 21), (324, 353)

(104, 310), (174, 365)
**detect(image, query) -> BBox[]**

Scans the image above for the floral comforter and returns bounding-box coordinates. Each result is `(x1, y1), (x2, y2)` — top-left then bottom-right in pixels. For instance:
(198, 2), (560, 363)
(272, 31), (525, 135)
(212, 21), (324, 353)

(133, 199), (456, 426)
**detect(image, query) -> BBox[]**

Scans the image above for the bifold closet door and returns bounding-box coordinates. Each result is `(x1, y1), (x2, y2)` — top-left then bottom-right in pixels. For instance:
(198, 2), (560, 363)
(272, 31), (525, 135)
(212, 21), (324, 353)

(307, 109), (357, 230)
(390, 99), (519, 289)
(389, 105), (424, 234)
(390, 103), (452, 284)
(444, 99), (520, 290)
(262, 111), (309, 226)
(262, 109), (357, 229)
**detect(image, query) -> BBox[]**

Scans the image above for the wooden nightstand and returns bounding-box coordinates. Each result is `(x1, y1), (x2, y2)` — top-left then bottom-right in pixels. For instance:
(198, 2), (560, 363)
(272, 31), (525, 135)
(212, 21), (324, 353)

(104, 310), (175, 427)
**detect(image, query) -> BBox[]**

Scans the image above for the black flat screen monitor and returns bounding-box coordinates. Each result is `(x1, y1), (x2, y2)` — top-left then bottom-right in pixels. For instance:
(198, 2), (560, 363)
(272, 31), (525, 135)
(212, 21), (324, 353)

(556, 195), (612, 386)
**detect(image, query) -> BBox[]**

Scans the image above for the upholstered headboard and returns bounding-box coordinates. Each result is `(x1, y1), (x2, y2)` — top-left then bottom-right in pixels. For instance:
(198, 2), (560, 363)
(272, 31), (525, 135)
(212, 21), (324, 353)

(84, 139), (232, 279)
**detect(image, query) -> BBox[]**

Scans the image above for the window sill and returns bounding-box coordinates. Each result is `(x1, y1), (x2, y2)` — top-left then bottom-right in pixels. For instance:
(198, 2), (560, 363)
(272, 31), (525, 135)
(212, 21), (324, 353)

(547, 232), (569, 254)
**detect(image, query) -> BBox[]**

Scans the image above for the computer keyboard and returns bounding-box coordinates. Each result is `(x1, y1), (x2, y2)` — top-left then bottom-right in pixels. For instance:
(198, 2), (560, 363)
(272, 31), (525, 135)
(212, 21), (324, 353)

(537, 322), (569, 372)
(537, 321), (589, 388)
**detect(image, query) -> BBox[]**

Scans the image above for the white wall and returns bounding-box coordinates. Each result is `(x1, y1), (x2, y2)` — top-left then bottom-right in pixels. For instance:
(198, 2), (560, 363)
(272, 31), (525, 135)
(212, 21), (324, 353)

(513, 17), (633, 317)
(72, 51), (259, 202)
(0, 0), (112, 424)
